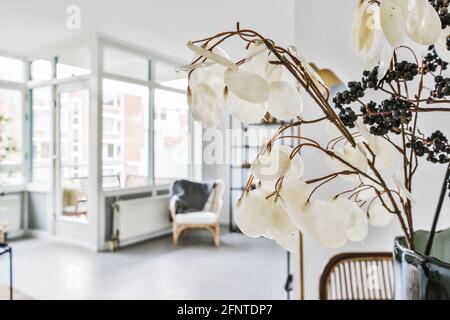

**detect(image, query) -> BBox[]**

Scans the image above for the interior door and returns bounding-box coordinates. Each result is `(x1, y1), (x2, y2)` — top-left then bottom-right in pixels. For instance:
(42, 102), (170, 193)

(55, 84), (90, 225)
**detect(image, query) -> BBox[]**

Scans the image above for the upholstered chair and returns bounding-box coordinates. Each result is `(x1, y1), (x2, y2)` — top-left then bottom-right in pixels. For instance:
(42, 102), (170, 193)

(170, 179), (224, 247)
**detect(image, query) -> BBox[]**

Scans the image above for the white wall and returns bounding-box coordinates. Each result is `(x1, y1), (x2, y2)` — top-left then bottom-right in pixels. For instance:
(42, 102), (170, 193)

(295, 0), (450, 299)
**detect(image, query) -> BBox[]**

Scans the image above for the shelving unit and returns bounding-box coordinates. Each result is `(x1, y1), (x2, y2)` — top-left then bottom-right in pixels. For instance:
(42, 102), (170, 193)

(228, 114), (299, 299)
(228, 115), (299, 232)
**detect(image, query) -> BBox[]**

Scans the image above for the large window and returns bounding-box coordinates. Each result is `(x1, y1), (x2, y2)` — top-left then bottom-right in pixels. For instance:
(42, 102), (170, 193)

(0, 88), (24, 185)
(31, 87), (52, 186)
(100, 45), (192, 188)
(0, 54), (25, 186)
(0, 56), (25, 186)
(154, 89), (189, 185)
(102, 79), (149, 189)
(27, 43), (192, 193)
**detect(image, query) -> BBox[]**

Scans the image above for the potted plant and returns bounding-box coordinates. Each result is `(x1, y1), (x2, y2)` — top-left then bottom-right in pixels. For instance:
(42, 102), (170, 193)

(184, 0), (450, 299)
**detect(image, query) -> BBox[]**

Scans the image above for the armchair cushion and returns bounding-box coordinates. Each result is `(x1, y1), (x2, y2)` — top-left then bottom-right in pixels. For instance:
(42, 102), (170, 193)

(170, 180), (214, 214)
(174, 211), (217, 225)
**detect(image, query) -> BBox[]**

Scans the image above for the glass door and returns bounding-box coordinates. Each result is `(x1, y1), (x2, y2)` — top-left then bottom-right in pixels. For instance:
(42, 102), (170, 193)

(55, 85), (90, 224)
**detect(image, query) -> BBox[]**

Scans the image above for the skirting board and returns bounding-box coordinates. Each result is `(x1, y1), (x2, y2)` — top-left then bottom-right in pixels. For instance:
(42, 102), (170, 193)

(104, 223), (230, 251)
(105, 227), (172, 251)
(4, 229), (26, 240)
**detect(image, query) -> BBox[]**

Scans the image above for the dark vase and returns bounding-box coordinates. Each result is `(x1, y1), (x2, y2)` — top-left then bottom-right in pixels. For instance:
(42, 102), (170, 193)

(394, 228), (450, 300)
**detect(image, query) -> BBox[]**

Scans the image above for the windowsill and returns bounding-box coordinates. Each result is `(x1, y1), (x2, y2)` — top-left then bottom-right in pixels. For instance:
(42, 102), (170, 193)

(102, 184), (171, 197)
(0, 184), (26, 194)
(57, 215), (89, 225)
(26, 183), (50, 193)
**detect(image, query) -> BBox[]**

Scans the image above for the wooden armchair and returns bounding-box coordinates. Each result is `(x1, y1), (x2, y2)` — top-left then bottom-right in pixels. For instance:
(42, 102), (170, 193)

(170, 179), (224, 247)
(319, 252), (394, 300)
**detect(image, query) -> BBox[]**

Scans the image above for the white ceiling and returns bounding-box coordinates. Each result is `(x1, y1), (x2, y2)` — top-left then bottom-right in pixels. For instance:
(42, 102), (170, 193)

(0, 0), (294, 62)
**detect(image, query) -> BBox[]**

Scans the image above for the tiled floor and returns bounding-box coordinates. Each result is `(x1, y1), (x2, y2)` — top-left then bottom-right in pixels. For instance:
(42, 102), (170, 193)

(0, 229), (288, 299)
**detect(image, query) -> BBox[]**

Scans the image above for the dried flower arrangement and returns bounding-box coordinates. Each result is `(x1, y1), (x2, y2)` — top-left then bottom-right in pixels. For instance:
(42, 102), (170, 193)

(184, 0), (450, 252)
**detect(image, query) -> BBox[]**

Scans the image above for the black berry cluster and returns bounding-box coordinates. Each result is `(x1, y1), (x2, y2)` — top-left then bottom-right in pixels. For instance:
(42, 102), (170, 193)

(429, 0), (450, 29)
(423, 46), (448, 74)
(434, 75), (450, 98)
(407, 131), (450, 163)
(360, 61), (420, 89)
(333, 81), (366, 128)
(361, 98), (413, 136)
(333, 81), (365, 105)
(338, 107), (358, 128)
(384, 61), (419, 82)
(331, 36), (450, 168)
(362, 67), (379, 89)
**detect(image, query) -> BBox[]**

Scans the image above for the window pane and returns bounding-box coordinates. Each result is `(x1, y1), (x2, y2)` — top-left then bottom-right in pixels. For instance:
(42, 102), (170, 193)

(32, 87), (52, 186)
(0, 56), (24, 82)
(102, 79), (149, 189)
(0, 88), (22, 165)
(103, 47), (149, 81)
(154, 89), (189, 185)
(154, 60), (187, 90)
(31, 59), (52, 81)
(57, 47), (91, 79)
(0, 88), (24, 186)
(103, 116), (115, 133)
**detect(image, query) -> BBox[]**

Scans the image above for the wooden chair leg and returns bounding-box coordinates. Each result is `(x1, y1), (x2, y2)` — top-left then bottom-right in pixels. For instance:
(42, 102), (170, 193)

(172, 225), (179, 246)
(213, 225), (220, 247)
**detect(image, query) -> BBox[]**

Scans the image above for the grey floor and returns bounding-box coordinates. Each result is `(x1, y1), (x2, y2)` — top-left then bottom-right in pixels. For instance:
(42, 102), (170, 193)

(0, 229), (288, 299)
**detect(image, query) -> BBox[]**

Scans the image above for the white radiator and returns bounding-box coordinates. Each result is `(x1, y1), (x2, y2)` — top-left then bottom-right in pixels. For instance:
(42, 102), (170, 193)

(113, 195), (171, 246)
(0, 194), (21, 232)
